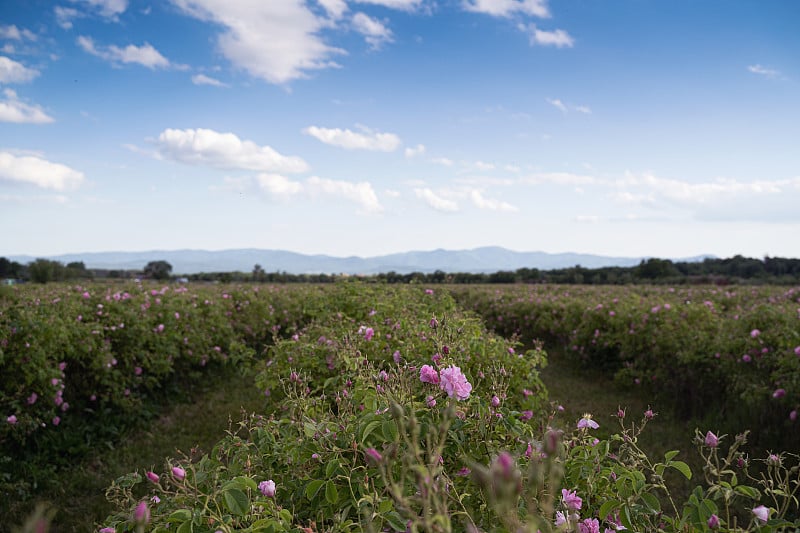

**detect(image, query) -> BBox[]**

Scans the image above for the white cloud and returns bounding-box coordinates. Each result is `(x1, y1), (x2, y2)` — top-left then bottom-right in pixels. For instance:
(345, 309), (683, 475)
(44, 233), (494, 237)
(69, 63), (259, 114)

(575, 215), (600, 223)
(353, 0), (424, 11)
(304, 125), (401, 151)
(384, 189), (401, 197)
(527, 25), (574, 47)
(171, 0), (344, 85)
(522, 172), (597, 185)
(747, 64), (780, 79)
(473, 160), (495, 171)
(470, 190), (518, 212)
(575, 105), (592, 114)
(155, 128), (310, 173)
(70, 0), (128, 18)
(431, 157), (454, 167)
(463, 0), (549, 17)
(307, 176), (383, 213)
(0, 151), (84, 190)
(404, 144), (426, 158)
(0, 25), (37, 41)
(257, 173), (383, 213)
(0, 89), (54, 124)
(55, 7), (83, 29)
(257, 173), (303, 197)
(352, 12), (394, 49)
(414, 187), (459, 212)
(546, 98), (567, 112)
(0, 56), (39, 83)
(77, 36), (171, 69)
(319, 0), (348, 19)
(191, 73), (228, 87)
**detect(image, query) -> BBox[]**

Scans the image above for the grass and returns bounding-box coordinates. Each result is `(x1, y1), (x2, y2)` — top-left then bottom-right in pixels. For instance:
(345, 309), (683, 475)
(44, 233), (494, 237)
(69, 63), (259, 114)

(22, 370), (268, 533)
(540, 352), (702, 502)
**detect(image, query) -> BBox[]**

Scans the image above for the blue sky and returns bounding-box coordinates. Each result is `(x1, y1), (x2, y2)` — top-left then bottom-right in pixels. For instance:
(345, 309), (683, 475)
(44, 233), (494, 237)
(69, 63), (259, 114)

(1, 0), (798, 259)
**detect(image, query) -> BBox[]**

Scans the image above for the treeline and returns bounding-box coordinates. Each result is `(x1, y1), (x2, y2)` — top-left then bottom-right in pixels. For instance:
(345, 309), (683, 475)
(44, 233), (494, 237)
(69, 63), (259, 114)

(3, 255), (800, 285)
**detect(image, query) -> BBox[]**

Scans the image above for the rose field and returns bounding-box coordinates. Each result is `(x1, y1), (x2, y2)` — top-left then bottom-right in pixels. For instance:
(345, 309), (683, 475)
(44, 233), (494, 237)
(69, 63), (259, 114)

(1, 282), (799, 532)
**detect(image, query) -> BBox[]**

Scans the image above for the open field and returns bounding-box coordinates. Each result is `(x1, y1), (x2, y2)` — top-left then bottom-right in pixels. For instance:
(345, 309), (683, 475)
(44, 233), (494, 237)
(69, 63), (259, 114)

(2, 282), (799, 532)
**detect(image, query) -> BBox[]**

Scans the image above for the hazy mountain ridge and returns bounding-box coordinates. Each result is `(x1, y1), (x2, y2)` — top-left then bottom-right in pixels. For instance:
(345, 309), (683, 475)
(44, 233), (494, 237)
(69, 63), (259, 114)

(6, 248), (714, 275)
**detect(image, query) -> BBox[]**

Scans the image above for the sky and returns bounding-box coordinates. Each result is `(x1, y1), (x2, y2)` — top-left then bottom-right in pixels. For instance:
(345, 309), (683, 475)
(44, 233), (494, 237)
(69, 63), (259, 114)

(1, 0), (799, 260)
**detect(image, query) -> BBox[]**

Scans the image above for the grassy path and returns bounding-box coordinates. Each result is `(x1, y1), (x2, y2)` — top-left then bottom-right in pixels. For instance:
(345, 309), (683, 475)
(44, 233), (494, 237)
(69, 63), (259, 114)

(36, 373), (268, 533)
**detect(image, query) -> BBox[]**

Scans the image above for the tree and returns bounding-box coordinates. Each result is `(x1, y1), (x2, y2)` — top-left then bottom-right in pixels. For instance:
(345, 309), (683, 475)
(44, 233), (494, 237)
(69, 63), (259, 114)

(252, 263), (266, 282)
(144, 260), (173, 280)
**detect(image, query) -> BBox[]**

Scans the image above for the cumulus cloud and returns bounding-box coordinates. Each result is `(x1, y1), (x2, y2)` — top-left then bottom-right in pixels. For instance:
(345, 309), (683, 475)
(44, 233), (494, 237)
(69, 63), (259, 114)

(414, 187), (459, 212)
(353, 0), (424, 11)
(747, 64), (780, 79)
(70, 0), (128, 18)
(575, 105), (592, 114)
(470, 189), (518, 211)
(77, 36), (171, 69)
(463, 0), (550, 18)
(404, 144), (426, 158)
(55, 7), (83, 29)
(256, 173), (383, 213)
(319, 0), (348, 19)
(431, 157), (454, 167)
(546, 98), (567, 112)
(171, 0), (344, 85)
(0, 89), (54, 124)
(0, 56), (39, 83)
(304, 125), (401, 151)
(155, 128), (310, 173)
(0, 151), (84, 190)
(527, 25), (574, 47)
(0, 25), (37, 41)
(191, 73), (228, 87)
(352, 12), (394, 49)
(522, 172), (598, 186)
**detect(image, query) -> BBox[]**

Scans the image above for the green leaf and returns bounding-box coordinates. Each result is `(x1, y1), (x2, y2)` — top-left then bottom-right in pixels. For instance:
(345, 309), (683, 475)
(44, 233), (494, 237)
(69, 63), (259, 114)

(378, 499), (393, 514)
(167, 510), (192, 523)
(384, 511), (407, 532)
(598, 500), (621, 521)
(326, 459), (341, 478)
(360, 420), (383, 445)
(279, 508), (293, 524)
(305, 479), (325, 501)
(640, 492), (661, 513)
(670, 461), (692, 480)
(382, 420), (398, 442)
(303, 422), (316, 438)
(176, 520), (194, 533)
(325, 480), (339, 504)
(664, 450), (680, 462)
(223, 487), (250, 516)
(734, 485), (760, 500)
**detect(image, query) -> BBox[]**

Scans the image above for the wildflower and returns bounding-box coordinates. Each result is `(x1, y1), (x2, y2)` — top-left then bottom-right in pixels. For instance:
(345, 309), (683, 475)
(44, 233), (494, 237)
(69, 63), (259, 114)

(456, 467), (471, 476)
(146, 471), (159, 483)
(644, 409), (655, 420)
(791, 410), (797, 421)
(772, 388), (786, 399)
(364, 327), (374, 341)
(365, 448), (383, 463)
(616, 408), (625, 419)
(520, 410), (533, 421)
(172, 466), (186, 481)
(742, 354), (752, 362)
(426, 395), (436, 408)
(134, 501), (150, 524)
(419, 365), (440, 384)
(439, 365), (472, 400)
(393, 350), (401, 363)
(425, 289), (434, 294)
(27, 392), (38, 405)
(7, 415), (17, 425)
(52, 416), (60, 426)
(561, 488), (582, 511)
(767, 454), (781, 467)
(429, 317), (439, 329)
(577, 414), (599, 430)
(578, 518), (599, 533)
(555, 511), (567, 527)
(259, 479), (276, 497)
(491, 395), (501, 407)
(750, 329), (761, 338)
(708, 514), (720, 529)
(705, 431), (719, 448)
(752, 505), (769, 523)
(151, 495), (160, 504)
(100, 528), (115, 533)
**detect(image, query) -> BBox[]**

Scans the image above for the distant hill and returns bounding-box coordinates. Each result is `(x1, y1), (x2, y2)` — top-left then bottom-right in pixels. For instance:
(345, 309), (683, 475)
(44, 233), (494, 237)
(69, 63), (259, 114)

(6, 247), (715, 275)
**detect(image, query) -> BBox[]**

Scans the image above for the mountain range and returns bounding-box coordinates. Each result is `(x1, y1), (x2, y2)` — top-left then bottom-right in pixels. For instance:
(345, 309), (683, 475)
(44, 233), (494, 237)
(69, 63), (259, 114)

(6, 247), (714, 275)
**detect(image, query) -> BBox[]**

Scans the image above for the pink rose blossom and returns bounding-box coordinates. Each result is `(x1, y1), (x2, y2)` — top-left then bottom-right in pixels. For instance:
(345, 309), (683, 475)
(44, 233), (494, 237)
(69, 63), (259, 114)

(419, 365), (440, 384)
(705, 431), (719, 448)
(172, 466), (186, 481)
(259, 479), (276, 497)
(752, 505), (769, 523)
(562, 488), (582, 510)
(439, 365), (472, 401)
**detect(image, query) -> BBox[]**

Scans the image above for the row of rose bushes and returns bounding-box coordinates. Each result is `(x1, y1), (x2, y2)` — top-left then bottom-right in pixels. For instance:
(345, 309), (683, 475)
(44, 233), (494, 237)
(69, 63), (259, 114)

(101, 284), (800, 532)
(449, 284), (800, 448)
(0, 282), (325, 508)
